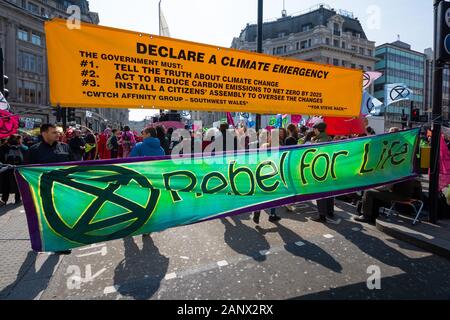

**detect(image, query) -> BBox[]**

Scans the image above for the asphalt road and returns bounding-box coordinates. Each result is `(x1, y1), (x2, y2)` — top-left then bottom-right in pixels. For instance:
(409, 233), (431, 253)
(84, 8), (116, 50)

(1, 200), (450, 300)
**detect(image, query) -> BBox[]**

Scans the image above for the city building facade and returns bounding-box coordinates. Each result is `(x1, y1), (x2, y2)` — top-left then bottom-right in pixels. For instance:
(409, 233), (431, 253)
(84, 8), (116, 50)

(374, 40), (426, 127)
(0, 0), (129, 132)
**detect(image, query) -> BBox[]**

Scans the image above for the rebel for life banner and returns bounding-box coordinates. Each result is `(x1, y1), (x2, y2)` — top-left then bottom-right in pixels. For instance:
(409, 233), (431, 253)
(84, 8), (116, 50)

(45, 19), (362, 117)
(16, 129), (418, 252)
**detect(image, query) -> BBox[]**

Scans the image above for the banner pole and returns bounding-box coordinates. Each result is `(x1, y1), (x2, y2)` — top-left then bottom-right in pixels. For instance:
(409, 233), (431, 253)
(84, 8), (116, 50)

(255, 0), (263, 131)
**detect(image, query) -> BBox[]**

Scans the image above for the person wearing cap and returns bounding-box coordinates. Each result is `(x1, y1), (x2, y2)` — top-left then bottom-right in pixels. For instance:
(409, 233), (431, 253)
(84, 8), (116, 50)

(310, 122), (338, 223)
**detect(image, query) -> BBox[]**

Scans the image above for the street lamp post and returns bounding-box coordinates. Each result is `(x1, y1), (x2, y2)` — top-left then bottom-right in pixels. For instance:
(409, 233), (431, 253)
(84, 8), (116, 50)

(429, 0), (445, 224)
(0, 48), (4, 95)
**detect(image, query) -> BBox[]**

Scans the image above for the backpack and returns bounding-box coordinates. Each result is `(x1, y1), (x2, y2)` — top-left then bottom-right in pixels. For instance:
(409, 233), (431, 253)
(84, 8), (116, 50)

(5, 146), (23, 165)
(106, 136), (114, 150)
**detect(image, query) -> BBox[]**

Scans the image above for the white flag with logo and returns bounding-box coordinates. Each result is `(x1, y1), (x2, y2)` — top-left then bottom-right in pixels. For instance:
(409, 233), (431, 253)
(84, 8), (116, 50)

(181, 110), (191, 120)
(363, 71), (382, 90)
(361, 91), (383, 115)
(385, 83), (413, 106)
(0, 91), (10, 111)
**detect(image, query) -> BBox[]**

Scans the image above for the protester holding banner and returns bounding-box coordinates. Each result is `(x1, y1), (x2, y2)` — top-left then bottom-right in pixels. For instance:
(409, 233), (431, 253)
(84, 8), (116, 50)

(28, 124), (74, 165)
(0, 134), (26, 205)
(309, 122), (337, 223)
(253, 131), (282, 224)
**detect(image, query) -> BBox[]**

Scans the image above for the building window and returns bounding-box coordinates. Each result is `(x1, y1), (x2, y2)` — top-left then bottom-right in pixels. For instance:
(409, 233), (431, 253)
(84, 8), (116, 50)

(17, 80), (43, 105)
(359, 65), (364, 70)
(351, 64), (356, 69)
(301, 24), (311, 32)
(333, 23), (341, 36)
(368, 49), (373, 56)
(351, 45), (357, 51)
(18, 28), (28, 41)
(300, 40), (308, 49)
(278, 33), (285, 38)
(326, 38), (330, 45)
(333, 59), (339, 66)
(308, 39), (312, 47)
(18, 51), (44, 73)
(31, 33), (41, 46)
(27, 2), (40, 14)
(276, 46), (284, 55)
(367, 66), (372, 71)
(296, 42), (299, 50)
(359, 47), (365, 55)
(333, 39), (339, 47)
(342, 42), (346, 49)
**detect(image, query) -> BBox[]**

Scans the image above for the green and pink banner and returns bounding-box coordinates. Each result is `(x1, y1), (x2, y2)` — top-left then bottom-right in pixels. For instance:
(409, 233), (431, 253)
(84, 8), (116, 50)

(16, 129), (419, 252)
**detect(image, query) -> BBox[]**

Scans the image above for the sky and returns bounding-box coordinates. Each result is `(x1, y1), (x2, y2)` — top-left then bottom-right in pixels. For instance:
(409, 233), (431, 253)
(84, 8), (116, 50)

(88, 0), (433, 121)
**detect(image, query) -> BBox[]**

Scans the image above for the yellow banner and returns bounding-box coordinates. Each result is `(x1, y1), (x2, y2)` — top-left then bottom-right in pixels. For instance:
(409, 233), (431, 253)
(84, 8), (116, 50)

(45, 19), (363, 117)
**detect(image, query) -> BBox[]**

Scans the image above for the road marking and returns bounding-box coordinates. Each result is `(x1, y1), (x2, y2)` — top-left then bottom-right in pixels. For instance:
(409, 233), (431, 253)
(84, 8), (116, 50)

(323, 234), (334, 239)
(20, 210), (25, 213)
(259, 250), (271, 256)
(352, 227), (361, 231)
(295, 241), (305, 247)
(76, 246), (107, 257)
(180, 256), (189, 260)
(217, 260), (229, 267)
(165, 272), (177, 280)
(79, 243), (106, 250)
(103, 286), (119, 295)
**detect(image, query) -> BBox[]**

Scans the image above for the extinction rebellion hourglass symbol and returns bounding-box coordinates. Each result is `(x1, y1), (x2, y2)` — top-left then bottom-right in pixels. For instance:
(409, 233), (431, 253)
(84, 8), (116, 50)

(39, 165), (160, 244)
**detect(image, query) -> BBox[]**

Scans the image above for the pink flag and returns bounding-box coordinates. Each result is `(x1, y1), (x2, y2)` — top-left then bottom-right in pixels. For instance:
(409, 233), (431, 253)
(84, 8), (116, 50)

(226, 112), (235, 127)
(0, 110), (19, 139)
(291, 115), (302, 124)
(439, 134), (450, 191)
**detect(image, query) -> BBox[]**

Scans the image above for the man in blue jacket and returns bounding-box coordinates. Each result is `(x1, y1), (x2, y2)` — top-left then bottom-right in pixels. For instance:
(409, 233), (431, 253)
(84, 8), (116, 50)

(130, 127), (165, 157)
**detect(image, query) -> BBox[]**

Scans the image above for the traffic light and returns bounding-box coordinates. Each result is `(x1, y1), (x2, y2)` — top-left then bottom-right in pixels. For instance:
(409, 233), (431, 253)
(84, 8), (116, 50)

(67, 108), (76, 122)
(52, 106), (62, 122)
(411, 108), (420, 122)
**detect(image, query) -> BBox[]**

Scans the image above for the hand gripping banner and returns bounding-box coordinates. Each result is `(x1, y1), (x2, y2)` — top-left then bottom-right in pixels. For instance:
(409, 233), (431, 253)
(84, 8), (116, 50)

(45, 19), (362, 117)
(16, 129), (419, 252)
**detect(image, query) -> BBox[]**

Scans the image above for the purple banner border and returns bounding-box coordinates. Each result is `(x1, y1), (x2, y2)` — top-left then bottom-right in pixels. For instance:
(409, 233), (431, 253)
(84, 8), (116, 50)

(14, 171), (42, 251)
